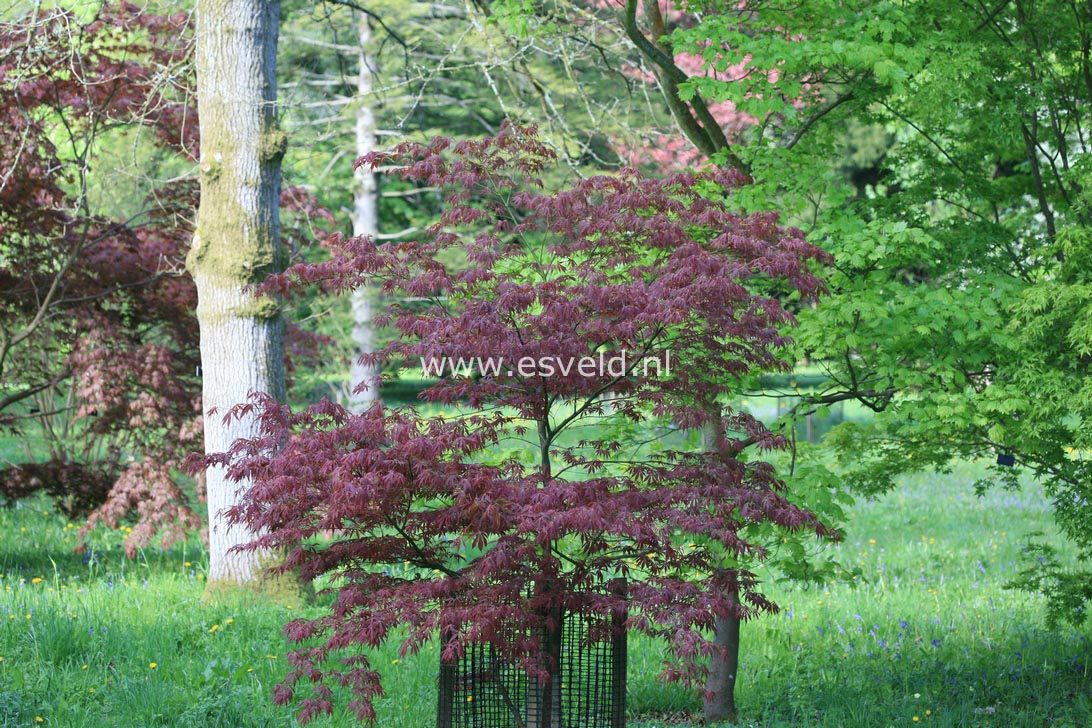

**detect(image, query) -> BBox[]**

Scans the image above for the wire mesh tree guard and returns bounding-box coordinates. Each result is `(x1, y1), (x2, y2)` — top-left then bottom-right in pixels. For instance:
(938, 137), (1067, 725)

(437, 602), (627, 728)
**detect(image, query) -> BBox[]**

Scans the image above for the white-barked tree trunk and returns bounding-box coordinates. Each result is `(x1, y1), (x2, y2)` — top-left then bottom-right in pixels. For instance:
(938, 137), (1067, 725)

(347, 12), (382, 413)
(189, 0), (300, 600)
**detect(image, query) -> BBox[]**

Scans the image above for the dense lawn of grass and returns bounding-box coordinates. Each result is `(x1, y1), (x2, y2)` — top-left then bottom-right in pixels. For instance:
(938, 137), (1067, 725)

(0, 461), (1088, 727)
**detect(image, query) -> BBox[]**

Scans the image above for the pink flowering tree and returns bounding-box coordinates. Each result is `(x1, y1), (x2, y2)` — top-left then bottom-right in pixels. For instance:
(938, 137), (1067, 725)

(215, 123), (833, 723)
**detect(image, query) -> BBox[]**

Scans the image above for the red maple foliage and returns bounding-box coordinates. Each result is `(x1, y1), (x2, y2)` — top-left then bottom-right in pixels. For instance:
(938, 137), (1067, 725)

(216, 123), (834, 723)
(0, 4), (204, 552)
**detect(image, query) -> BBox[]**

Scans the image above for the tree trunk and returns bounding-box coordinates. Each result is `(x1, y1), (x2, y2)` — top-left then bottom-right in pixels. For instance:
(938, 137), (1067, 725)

(347, 13), (382, 413)
(189, 0), (303, 602)
(703, 585), (741, 724)
(525, 609), (563, 728)
(701, 415), (741, 725)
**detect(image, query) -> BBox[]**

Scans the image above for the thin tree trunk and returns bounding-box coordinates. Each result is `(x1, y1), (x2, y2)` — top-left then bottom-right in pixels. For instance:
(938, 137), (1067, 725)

(703, 585), (741, 724)
(525, 608), (563, 728)
(701, 415), (741, 724)
(189, 0), (303, 602)
(525, 423), (562, 728)
(347, 13), (381, 413)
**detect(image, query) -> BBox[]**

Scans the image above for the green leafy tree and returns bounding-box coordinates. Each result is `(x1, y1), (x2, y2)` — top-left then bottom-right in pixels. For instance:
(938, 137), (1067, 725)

(655, 0), (1092, 626)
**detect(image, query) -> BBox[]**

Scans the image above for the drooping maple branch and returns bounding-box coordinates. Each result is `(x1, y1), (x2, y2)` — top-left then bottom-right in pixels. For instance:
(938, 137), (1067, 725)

(731, 387), (899, 452)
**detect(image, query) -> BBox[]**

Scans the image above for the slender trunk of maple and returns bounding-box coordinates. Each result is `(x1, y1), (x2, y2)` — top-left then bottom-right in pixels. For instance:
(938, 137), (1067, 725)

(701, 415), (741, 724)
(348, 13), (381, 412)
(526, 610), (563, 728)
(189, 0), (303, 602)
(525, 419), (562, 728)
(703, 585), (741, 724)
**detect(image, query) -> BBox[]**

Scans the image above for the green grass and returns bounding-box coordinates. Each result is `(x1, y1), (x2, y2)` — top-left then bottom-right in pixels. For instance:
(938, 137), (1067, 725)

(0, 461), (1089, 727)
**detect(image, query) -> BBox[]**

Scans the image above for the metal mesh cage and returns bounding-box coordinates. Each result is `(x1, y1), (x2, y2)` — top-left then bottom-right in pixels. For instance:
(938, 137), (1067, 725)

(437, 606), (626, 728)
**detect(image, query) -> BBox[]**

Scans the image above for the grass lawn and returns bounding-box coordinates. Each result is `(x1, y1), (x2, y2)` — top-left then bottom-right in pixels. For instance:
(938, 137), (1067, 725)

(0, 460), (1088, 727)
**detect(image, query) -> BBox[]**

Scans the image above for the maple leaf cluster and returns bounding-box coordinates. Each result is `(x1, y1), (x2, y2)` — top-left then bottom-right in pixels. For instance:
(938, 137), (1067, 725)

(217, 123), (836, 722)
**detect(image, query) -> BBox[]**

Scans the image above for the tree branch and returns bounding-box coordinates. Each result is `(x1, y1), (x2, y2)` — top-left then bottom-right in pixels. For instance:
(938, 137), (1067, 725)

(621, 0), (748, 171)
(784, 90), (856, 149)
(0, 369), (72, 415)
(320, 0), (407, 50)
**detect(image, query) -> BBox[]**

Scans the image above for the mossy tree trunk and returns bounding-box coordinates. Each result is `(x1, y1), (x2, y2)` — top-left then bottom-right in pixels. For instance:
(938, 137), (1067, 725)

(189, 0), (302, 602)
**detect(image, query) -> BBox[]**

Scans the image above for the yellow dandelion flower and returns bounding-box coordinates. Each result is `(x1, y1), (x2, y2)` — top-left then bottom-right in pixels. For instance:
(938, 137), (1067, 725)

(149, 662), (157, 669)
(35, 717), (43, 723)
(31, 578), (42, 584)
(81, 664), (88, 670)
(225, 618), (234, 625)
(912, 717), (919, 723)
(208, 624), (220, 633)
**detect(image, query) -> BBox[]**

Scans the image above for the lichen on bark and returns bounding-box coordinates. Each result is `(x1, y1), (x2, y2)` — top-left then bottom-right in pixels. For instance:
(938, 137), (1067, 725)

(259, 126), (288, 164)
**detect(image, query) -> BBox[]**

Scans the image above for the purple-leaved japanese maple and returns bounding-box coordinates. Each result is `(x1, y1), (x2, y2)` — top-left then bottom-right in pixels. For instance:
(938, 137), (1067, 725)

(214, 123), (835, 723)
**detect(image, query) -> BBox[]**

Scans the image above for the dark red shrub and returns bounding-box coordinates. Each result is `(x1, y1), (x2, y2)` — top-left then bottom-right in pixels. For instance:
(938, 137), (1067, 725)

(218, 123), (834, 722)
